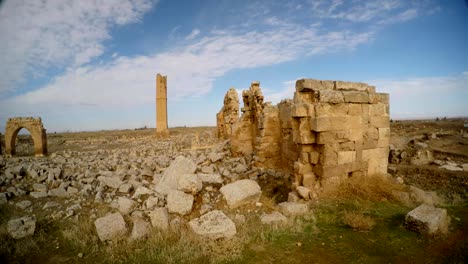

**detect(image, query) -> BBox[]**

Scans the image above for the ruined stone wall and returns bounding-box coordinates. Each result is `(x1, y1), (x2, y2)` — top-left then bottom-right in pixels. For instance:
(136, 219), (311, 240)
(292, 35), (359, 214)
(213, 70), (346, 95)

(218, 78), (390, 189)
(4, 117), (48, 157)
(216, 88), (239, 140)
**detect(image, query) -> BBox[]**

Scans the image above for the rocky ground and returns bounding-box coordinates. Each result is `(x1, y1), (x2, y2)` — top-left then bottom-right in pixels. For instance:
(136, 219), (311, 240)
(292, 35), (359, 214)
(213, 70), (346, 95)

(0, 119), (467, 263)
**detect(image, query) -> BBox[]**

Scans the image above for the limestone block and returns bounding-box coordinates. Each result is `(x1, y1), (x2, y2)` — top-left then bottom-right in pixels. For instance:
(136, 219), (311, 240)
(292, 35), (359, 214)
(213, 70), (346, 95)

(314, 103), (348, 117)
(310, 116), (361, 132)
(94, 213), (127, 241)
(313, 164), (350, 179)
(291, 103), (314, 117)
(338, 151), (356, 164)
(319, 151), (338, 166)
(166, 190), (194, 215)
(149, 207), (169, 230)
(335, 81), (375, 92)
(294, 162), (313, 175)
(339, 141), (355, 151)
(367, 157), (388, 176)
(97, 176), (123, 189)
(309, 152), (319, 164)
(346, 103), (361, 115)
(293, 91), (313, 103)
(220, 179), (262, 209)
(300, 152), (309, 164)
(296, 186), (311, 200)
(369, 93), (389, 104)
(343, 91), (369, 103)
(369, 104), (387, 116)
(378, 128), (390, 147)
(178, 174), (203, 194)
(156, 156), (197, 194)
(130, 217), (151, 240)
(7, 216), (36, 239)
(317, 90), (344, 103)
(278, 202), (309, 216)
(370, 116), (390, 128)
(405, 204), (449, 235)
(296, 79), (334, 92)
(118, 197), (136, 215)
(362, 147), (388, 161)
(189, 210), (237, 240)
(364, 127), (379, 140)
(302, 172), (316, 188)
(260, 211), (287, 225)
(361, 104), (370, 124)
(362, 139), (378, 150)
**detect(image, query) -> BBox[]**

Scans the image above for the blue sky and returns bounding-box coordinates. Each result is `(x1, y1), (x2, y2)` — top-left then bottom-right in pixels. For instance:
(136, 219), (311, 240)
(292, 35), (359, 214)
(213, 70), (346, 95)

(0, 0), (467, 132)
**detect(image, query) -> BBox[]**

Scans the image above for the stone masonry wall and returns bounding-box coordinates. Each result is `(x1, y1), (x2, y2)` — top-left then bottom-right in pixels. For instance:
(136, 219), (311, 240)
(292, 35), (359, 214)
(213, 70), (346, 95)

(217, 78), (390, 189)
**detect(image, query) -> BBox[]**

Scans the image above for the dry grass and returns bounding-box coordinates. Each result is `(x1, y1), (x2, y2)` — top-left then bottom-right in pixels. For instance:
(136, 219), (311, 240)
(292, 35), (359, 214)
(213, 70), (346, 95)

(342, 211), (376, 232)
(321, 174), (404, 202)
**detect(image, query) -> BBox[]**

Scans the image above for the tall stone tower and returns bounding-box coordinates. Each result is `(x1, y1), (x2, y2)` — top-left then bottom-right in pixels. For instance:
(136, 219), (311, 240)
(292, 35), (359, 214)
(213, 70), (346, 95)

(156, 74), (169, 137)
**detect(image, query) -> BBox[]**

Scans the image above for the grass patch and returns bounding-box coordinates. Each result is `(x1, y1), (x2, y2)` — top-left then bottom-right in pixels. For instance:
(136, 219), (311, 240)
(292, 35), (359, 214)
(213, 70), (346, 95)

(342, 211), (376, 231)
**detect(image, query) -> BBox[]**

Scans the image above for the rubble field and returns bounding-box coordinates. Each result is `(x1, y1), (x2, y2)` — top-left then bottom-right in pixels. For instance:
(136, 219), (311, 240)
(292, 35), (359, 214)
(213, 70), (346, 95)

(0, 120), (467, 263)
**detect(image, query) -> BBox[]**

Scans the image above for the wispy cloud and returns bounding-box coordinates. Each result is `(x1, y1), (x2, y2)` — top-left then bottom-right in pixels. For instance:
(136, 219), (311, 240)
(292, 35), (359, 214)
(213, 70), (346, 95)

(0, 0), (156, 93)
(185, 28), (201, 40)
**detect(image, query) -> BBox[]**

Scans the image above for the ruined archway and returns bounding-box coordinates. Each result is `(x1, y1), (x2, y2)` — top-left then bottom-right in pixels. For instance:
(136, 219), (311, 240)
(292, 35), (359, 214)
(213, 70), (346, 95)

(5, 117), (48, 157)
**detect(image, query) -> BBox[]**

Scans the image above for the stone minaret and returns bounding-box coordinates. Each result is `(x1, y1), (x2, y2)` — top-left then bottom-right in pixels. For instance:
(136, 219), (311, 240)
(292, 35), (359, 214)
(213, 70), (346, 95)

(156, 74), (169, 137)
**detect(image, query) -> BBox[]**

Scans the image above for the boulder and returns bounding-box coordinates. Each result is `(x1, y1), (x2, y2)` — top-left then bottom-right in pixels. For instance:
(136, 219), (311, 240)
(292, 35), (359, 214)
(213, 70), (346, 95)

(189, 210), (236, 240)
(166, 190), (194, 215)
(155, 156), (197, 194)
(130, 217), (150, 240)
(148, 207), (169, 230)
(94, 213), (127, 241)
(296, 186), (311, 200)
(97, 176), (123, 189)
(278, 202), (309, 216)
(405, 204), (449, 235)
(118, 197), (136, 215)
(7, 216), (36, 239)
(198, 173), (223, 184)
(145, 197), (159, 210)
(132, 186), (153, 199)
(178, 174), (202, 194)
(260, 211), (288, 225)
(219, 179), (261, 208)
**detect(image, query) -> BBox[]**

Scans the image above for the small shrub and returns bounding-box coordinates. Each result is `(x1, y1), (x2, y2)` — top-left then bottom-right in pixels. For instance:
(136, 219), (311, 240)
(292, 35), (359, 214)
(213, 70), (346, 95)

(342, 211), (376, 231)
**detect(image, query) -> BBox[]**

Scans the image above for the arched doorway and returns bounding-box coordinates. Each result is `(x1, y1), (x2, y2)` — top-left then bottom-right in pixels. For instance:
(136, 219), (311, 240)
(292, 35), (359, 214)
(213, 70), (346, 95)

(5, 117), (48, 157)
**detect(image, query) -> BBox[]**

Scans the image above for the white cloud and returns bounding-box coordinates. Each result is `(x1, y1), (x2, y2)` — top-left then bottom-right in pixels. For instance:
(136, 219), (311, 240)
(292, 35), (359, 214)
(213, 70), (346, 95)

(368, 73), (468, 119)
(0, 0), (156, 93)
(185, 28), (201, 40)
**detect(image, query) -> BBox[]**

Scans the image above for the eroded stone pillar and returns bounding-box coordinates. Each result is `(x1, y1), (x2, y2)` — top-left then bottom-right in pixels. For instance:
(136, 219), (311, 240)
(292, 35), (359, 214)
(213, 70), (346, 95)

(156, 73), (169, 137)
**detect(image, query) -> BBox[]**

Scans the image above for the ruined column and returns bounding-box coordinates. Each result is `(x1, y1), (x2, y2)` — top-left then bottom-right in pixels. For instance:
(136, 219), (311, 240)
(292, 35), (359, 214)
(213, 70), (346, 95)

(156, 74), (169, 137)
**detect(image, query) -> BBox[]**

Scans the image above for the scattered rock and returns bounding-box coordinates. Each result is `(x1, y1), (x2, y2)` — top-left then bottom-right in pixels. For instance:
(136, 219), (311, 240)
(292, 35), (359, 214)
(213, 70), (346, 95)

(48, 187), (69, 197)
(208, 152), (224, 163)
(198, 173), (223, 184)
(156, 156), (197, 193)
(189, 210), (236, 240)
(7, 216), (36, 239)
(278, 202), (309, 216)
(148, 207), (169, 230)
(30, 192), (48, 199)
(145, 197), (159, 210)
(97, 176), (123, 189)
(405, 204), (449, 235)
(130, 217), (150, 240)
(94, 213), (127, 241)
(260, 211), (288, 225)
(15, 200), (32, 210)
(166, 190), (194, 215)
(132, 186), (153, 199)
(118, 197), (136, 215)
(178, 174), (202, 194)
(296, 186), (310, 200)
(440, 164), (463, 172)
(288, 192), (300, 202)
(220, 179), (261, 208)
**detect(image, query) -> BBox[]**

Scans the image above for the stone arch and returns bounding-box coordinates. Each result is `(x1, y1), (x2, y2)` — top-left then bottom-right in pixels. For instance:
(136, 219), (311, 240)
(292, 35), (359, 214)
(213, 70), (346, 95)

(5, 117), (48, 157)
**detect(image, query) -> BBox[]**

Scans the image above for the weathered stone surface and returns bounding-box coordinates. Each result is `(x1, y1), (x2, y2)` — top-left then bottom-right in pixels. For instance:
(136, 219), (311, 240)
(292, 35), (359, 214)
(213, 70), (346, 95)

(118, 197), (136, 215)
(166, 190), (194, 215)
(260, 211), (287, 225)
(7, 216), (36, 239)
(278, 202), (309, 216)
(132, 186), (153, 199)
(130, 217), (150, 240)
(405, 204), (449, 235)
(208, 152), (224, 163)
(97, 176), (123, 189)
(156, 156), (197, 194)
(48, 187), (69, 197)
(189, 210), (236, 240)
(198, 173), (223, 184)
(296, 186), (310, 200)
(178, 174), (202, 194)
(148, 207), (169, 230)
(30, 192), (48, 199)
(220, 179), (261, 208)
(94, 213), (127, 241)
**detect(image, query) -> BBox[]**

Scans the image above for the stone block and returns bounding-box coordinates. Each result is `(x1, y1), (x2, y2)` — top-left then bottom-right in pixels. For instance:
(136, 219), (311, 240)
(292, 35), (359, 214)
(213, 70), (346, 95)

(130, 217), (151, 240)
(338, 151), (356, 164)
(94, 213), (127, 241)
(339, 141), (355, 151)
(310, 116), (361, 132)
(369, 104), (386, 116)
(370, 116), (390, 128)
(343, 91), (369, 103)
(335, 81), (374, 92)
(278, 202), (309, 216)
(319, 151), (338, 166)
(296, 79), (334, 92)
(405, 204), (449, 235)
(118, 197), (136, 215)
(219, 179), (262, 209)
(291, 103), (314, 117)
(367, 157), (388, 175)
(378, 128), (390, 147)
(362, 147), (388, 161)
(260, 212), (287, 225)
(369, 93), (389, 104)
(166, 190), (194, 215)
(294, 162), (313, 175)
(348, 104), (362, 115)
(313, 164), (350, 179)
(309, 152), (319, 164)
(302, 172), (316, 188)
(178, 174), (203, 194)
(364, 127), (379, 140)
(7, 216), (36, 239)
(314, 103), (348, 117)
(296, 186), (311, 200)
(317, 90), (344, 103)
(189, 210), (237, 240)
(149, 207), (169, 230)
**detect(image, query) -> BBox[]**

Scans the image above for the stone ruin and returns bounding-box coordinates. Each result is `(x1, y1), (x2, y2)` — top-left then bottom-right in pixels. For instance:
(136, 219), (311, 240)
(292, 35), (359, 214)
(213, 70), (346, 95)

(217, 79), (390, 190)
(4, 117), (48, 157)
(156, 73), (169, 137)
